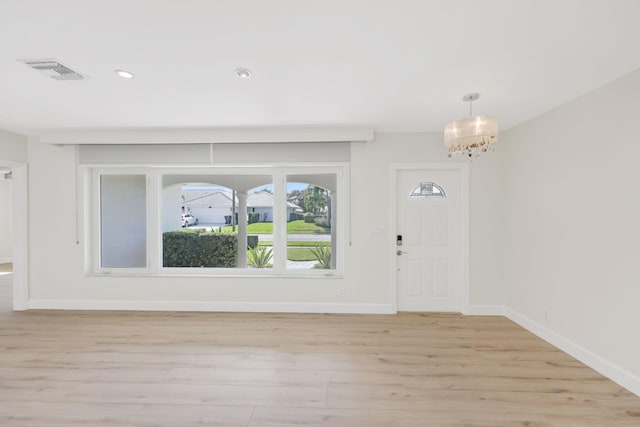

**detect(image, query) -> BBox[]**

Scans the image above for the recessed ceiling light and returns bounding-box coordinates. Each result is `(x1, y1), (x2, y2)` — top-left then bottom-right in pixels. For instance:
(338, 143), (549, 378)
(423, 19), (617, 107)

(114, 69), (134, 79)
(235, 68), (252, 78)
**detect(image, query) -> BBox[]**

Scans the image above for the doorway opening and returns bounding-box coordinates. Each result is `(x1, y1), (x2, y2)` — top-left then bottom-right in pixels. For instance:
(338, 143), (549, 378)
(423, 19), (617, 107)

(392, 164), (469, 313)
(0, 167), (14, 312)
(0, 162), (27, 311)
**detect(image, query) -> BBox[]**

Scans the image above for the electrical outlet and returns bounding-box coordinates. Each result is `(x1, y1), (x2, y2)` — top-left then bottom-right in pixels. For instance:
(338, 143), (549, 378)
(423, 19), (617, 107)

(339, 288), (346, 296)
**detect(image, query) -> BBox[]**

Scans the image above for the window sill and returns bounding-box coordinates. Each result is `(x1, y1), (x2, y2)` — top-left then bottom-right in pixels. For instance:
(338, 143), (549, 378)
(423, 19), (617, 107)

(87, 271), (344, 279)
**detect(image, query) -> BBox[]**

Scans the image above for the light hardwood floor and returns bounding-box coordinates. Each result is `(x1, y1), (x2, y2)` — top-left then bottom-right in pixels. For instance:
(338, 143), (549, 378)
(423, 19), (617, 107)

(0, 276), (639, 426)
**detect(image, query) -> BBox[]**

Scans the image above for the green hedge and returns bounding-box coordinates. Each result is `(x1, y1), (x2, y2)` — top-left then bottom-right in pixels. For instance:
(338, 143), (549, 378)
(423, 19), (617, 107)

(314, 217), (330, 228)
(248, 212), (260, 224)
(163, 231), (237, 267)
(303, 212), (315, 223)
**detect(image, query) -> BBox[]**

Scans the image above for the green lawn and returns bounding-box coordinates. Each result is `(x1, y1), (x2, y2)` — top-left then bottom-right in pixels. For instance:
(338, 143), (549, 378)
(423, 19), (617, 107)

(286, 247), (318, 262)
(258, 241), (331, 248)
(219, 220), (330, 235)
(243, 247), (317, 262)
(220, 222), (273, 233)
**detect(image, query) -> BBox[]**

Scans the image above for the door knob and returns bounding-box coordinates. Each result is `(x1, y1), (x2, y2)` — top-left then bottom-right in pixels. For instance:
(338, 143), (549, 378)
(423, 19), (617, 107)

(396, 250), (407, 255)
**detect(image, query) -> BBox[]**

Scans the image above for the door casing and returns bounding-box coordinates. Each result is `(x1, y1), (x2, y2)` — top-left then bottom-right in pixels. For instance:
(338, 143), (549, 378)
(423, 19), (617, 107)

(390, 163), (469, 314)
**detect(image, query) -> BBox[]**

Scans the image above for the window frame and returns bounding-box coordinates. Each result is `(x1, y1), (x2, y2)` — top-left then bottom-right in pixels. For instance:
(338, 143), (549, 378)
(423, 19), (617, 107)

(409, 182), (446, 199)
(90, 167), (152, 275)
(88, 163), (347, 278)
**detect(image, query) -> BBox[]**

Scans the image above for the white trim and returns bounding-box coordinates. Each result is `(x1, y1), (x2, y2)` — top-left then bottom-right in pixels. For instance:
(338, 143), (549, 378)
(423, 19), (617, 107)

(390, 163), (470, 314)
(273, 169), (287, 271)
(464, 305), (505, 316)
(91, 168), (151, 274)
(506, 307), (640, 397)
(7, 164), (28, 311)
(0, 257), (12, 264)
(38, 127), (375, 145)
(148, 171), (162, 272)
(28, 299), (394, 314)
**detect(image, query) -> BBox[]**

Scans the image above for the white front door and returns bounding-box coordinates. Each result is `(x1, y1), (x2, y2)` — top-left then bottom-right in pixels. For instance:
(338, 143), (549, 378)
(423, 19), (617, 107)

(396, 168), (462, 312)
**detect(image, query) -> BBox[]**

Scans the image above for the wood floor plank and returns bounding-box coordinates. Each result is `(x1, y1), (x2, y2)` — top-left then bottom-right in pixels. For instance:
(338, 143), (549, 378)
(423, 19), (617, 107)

(1, 401), (254, 427)
(1, 277), (639, 426)
(248, 406), (555, 427)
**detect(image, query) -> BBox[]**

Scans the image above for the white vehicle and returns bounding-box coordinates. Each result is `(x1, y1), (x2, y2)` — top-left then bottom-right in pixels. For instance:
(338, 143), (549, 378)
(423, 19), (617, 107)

(181, 213), (198, 227)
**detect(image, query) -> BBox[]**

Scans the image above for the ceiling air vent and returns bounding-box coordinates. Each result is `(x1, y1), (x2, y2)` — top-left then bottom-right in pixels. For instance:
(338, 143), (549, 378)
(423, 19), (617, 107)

(21, 59), (84, 80)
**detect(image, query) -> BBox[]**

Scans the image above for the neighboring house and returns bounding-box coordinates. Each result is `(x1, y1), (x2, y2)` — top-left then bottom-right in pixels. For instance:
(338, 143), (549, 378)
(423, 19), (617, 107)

(182, 189), (302, 224)
(182, 190), (232, 224)
(247, 190), (302, 222)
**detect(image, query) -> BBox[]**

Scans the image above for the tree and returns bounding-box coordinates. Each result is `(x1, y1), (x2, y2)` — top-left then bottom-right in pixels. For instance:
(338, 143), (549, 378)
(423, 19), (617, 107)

(287, 189), (305, 209)
(304, 185), (328, 215)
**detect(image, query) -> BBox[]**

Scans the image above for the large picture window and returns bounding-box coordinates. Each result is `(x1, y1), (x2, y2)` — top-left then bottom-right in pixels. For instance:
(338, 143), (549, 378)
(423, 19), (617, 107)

(91, 165), (345, 276)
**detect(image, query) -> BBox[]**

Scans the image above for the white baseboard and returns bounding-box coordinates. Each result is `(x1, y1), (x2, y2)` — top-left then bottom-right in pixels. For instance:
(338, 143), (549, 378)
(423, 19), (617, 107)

(27, 298), (501, 316)
(28, 299), (395, 314)
(0, 257), (12, 264)
(505, 307), (640, 397)
(464, 304), (505, 316)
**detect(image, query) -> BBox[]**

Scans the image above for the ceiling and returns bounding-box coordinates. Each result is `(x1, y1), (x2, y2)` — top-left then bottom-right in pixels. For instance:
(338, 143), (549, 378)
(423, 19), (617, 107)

(1, 0), (640, 136)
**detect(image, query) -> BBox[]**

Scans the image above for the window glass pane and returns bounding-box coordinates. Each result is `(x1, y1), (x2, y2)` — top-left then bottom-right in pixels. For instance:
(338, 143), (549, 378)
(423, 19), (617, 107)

(100, 175), (146, 268)
(161, 174), (272, 269)
(409, 182), (446, 199)
(286, 174), (336, 270)
(245, 184), (274, 269)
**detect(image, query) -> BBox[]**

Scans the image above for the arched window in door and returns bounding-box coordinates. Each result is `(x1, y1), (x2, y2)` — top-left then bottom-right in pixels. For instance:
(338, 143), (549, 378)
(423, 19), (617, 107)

(409, 182), (446, 199)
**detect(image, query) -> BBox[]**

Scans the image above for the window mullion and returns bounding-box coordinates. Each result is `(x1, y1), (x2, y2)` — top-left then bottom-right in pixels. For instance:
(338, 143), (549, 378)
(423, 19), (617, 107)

(92, 170), (101, 272)
(147, 171), (161, 272)
(272, 169), (287, 272)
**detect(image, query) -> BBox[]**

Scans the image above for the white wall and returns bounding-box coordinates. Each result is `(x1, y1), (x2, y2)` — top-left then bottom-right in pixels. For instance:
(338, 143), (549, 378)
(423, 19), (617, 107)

(25, 132), (504, 312)
(503, 68), (640, 393)
(0, 129), (27, 164)
(0, 179), (12, 262)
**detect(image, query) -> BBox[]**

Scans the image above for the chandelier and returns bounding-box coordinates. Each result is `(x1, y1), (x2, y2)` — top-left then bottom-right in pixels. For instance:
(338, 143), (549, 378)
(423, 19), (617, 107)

(444, 93), (499, 158)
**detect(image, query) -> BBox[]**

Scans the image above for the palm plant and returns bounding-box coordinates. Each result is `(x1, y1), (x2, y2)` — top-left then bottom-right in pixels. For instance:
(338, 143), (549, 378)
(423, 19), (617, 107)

(310, 246), (331, 269)
(247, 246), (273, 268)
(304, 186), (328, 214)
